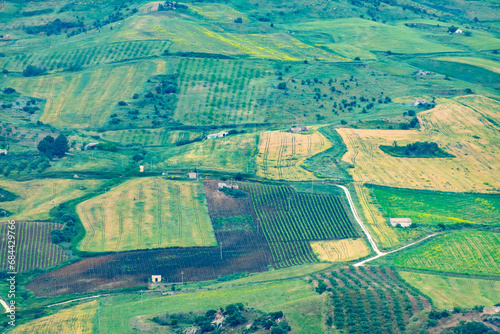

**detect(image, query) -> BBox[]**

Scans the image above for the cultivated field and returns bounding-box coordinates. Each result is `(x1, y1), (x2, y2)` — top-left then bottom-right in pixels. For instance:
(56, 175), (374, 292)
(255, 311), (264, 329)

(435, 57), (500, 74)
(77, 177), (216, 252)
(0, 221), (67, 272)
(394, 231), (500, 276)
(312, 266), (431, 333)
(99, 128), (200, 147)
(7, 59), (170, 129)
(399, 271), (500, 309)
(174, 57), (273, 125)
(10, 300), (98, 334)
(338, 95), (500, 193)
(160, 132), (258, 172)
(310, 238), (370, 262)
(372, 186), (500, 226)
(256, 130), (332, 181)
(240, 182), (359, 267)
(0, 179), (103, 221)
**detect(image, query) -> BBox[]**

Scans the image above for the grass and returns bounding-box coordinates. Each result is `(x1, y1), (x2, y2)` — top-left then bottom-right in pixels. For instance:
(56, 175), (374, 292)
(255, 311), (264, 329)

(372, 186), (500, 226)
(393, 231), (500, 276)
(337, 95), (500, 193)
(6, 59), (170, 129)
(0, 179), (103, 221)
(157, 132), (258, 173)
(399, 271), (500, 309)
(11, 300), (98, 334)
(285, 18), (458, 59)
(256, 129), (332, 181)
(310, 238), (370, 262)
(77, 177), (216, 252)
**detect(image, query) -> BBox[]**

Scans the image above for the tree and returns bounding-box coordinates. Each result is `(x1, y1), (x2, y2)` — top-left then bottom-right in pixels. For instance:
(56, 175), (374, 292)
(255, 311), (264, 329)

(448, 25), (459, 33)
(234, 17), (243, 23)
(23, 65), (46, 77)
(37, 134), (69, 159)
(53, 134), (69, 158)
(277, 82), (287, 90)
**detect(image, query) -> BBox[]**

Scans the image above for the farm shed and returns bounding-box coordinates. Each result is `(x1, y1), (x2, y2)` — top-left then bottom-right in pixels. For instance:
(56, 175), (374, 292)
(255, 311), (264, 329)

(85, 142), (98, 150)
(139, 165), (145, 173)
(218, 182), (239, 190)
(412, 99), (427, 106)
(390, 218), (412, 227)
(0, 149), (7, 155)
(455, 29), (462, 34)
(207, 131), (228, 139)
(290, 126), (308, 132)
(188, 172), (197, 179)
(151, 275), (161, 283)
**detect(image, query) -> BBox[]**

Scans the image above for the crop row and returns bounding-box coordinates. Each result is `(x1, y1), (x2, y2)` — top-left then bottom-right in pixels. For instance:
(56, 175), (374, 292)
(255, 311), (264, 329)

(239, 182), (358, 268)
(0, 222), (67, 272)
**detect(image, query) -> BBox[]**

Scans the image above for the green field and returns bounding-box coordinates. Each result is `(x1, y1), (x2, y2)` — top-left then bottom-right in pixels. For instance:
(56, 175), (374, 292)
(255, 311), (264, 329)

(399, 271), (500, 309)
(157, 132), (258, 172)
(99, 128), (200, 147)
(372, 186), (500, 226)
(7, 59), (171, 129)
(394, 231), (500, 276)
(77, 177), (216, 252)
(285, 18), (458, 59)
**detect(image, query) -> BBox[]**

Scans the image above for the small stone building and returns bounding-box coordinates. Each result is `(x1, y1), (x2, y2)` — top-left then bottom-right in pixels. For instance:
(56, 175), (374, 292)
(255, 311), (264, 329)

(151, 275), (162, 283)
(390, 218), (412, 227)
(290, 126), (308, 132)
(207, 131), (228, 139)
(188, 172), (197, 179)
(218, 182), (239, 190)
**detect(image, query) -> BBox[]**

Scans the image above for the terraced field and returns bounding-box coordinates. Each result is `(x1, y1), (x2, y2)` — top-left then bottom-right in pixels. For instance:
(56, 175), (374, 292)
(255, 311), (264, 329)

(10, 300), (98, 334)
(0, 221), (67, 272)
(394, 231), (500, 276)
(338, 95), (500, 193)
(256, 130), (332, 181)
(77, 178), (216, 252)
(7, 59), (170, 128)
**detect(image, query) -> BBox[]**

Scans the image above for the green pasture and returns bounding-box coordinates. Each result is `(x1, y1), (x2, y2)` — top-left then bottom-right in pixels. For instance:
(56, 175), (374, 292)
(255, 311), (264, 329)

(98, 279), (325, 334)
(435, 56), (500, 74)
(372, 186), (500, 226)
(400, 271), (500, 309)
(285, 18), (458, 59)
(394, 231), (500, 276)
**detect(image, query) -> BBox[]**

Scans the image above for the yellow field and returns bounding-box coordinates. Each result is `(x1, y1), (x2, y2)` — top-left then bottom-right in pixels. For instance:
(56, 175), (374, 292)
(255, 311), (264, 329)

(0, 179), (103, 221)
(7, 60), (169, 128)
(399, 271), (500, 309)
(338, 95), (500, 193)
(310, 238), (370, 262)
(11, 300), (98, 334)
(436, 56), (500, 74)
(77, 177), (216, 252)
(256, 130), (332, 181)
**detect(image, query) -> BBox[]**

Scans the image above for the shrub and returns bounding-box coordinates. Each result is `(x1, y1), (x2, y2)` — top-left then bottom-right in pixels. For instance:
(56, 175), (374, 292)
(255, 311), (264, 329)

(118, 101), (127, 106)
(95, 142), (118, 152)
(234, 17), (243, 23)
(3, 88), (16, 94)
(277, 82), (287, 90)
(23, 65), (46, 77)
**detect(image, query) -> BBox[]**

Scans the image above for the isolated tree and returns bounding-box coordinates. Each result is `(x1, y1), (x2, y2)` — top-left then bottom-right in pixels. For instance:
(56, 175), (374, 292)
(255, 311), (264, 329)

(234, 17), (243, 23)
(277, 82), (287, 90)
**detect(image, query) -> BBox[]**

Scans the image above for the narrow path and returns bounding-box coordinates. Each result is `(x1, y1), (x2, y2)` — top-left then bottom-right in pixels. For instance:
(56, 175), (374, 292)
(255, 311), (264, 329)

(336, 185), (384, 255)
(0, 299), (10, 313)
(47, 294), (109, 308)
(336, 184), (437, 266)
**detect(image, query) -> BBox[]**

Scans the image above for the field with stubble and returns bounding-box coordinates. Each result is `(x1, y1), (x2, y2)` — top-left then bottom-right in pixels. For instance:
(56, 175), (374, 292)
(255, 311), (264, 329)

(338, 95), (500, 193)
(77, 177), (216, 252)
(256, 130), (332, 181)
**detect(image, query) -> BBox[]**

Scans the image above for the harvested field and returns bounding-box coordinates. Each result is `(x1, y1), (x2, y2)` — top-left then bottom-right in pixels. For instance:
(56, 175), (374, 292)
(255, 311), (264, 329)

(256, 130), (332, 181)
(77, 178), (216, 252)
(337, 95), (500, 193)
(0, 221), (67, 272)
(10, 300), (97, 334)
(310, 238), (370, 262)
(394, 231), (500, 276)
